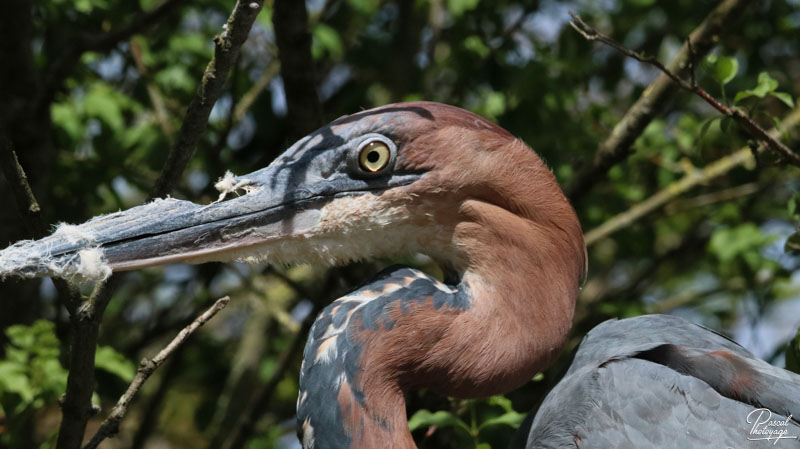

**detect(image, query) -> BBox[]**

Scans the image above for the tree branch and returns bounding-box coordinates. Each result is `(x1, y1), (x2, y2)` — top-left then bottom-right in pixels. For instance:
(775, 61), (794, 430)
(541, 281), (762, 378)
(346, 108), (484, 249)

(0, 136), (82, 312)
(56, 277), (123, 449)
(569, 11), (800, 168)
(82, 296), (230, 449)
(150, 0), (264, 199)
(272, 0), (323, 141)
(54, 4), (263, 448)
(565, 0), (751, 201)
(0, 136), (46, 238)
(233, 59), (280, 125)
(130, 38), (175, 143)
(664, 182), (760, 213)
(583, 104), (800, 246)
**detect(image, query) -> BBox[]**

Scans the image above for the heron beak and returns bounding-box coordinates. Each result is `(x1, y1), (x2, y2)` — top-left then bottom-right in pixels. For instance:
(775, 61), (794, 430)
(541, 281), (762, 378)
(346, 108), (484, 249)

(0, 157), (417, 282)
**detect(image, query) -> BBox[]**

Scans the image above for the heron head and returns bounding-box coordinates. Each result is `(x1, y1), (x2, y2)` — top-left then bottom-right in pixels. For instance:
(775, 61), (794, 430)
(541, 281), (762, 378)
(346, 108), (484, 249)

(0, 102), (584, 284)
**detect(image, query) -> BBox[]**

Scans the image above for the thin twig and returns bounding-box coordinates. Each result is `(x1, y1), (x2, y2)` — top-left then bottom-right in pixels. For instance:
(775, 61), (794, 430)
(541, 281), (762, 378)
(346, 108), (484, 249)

(233, 59), (280, 124)
(583, 105), (800, 246)
(664, 182), (760, 213)
(569, 11), (800, 168)
(150, 0), (265, 199)
(0, 136), (82, 312)
(565, 0), (751, 201)
(129, 349), (186, 449)
(218, 301), (322, 449)
(0, 136), (46, 237)
(130, 38), (175, 142)
(82, 296), (230, 449)
(647, 286), (726, 314)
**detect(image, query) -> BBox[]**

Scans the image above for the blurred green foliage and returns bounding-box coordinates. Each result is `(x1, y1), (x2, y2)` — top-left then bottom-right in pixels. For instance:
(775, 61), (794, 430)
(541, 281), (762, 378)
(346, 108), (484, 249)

(0, 321), (136, 447)
(1, 0), (800, 448)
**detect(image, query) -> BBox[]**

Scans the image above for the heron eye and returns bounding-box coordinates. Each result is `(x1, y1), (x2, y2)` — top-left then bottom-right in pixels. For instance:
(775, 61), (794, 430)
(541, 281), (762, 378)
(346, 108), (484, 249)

(358, 141), (391, 173)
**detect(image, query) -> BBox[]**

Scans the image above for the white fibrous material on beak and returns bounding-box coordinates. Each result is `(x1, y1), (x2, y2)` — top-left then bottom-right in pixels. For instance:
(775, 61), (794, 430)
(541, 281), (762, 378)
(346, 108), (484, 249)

(213, 171), (259, 203)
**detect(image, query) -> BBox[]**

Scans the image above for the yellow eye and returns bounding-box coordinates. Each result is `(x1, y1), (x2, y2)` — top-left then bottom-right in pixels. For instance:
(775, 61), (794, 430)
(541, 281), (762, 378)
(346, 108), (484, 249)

(358, 141), (391, 173)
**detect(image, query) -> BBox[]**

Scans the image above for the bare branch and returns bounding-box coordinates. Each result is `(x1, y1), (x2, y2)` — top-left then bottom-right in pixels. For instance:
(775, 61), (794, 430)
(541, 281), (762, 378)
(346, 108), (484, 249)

(0, 136), (45, 237)
(272, 0), (323, 141)
(57, 277), (122, 449)
(0, 136), (82, 312)
(150, 0), (264, 199)
(217, 301), (323, 449)
(566, 0), (751, 201)
(664, 182), (760, 213)
(569, 9), (800, 171)
(54, 4), (263, 448)
(130, 38), (175, 142)
(233, 59), (280, 124)
(82, 296), (230, 449)
(647, 286), (726, 314)
(583, 105), (800, 246)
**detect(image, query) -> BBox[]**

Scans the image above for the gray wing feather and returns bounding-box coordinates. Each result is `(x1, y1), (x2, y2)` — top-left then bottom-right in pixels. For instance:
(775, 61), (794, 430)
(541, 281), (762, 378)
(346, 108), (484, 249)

(527, 359), (799, 448)
(522, 315), (800, 449)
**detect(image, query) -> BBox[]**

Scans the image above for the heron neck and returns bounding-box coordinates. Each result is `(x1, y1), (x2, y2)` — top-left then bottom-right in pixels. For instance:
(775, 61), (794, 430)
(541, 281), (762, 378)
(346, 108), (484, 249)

(435, 197), (585, 392)
(297, 200), (584, 449)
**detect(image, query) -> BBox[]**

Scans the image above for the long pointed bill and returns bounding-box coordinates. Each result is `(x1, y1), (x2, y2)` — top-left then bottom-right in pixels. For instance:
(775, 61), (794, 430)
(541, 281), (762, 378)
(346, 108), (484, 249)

(0, 142), (421, 283)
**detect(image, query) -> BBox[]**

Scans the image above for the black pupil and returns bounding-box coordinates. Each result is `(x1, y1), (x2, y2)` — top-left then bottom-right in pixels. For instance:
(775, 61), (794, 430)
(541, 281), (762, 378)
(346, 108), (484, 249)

(367, 150), (380, 163)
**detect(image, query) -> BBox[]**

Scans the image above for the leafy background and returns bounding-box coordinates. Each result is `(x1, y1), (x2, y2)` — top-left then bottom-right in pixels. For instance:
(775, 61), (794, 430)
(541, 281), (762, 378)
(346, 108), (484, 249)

(1, 0), (799, 448)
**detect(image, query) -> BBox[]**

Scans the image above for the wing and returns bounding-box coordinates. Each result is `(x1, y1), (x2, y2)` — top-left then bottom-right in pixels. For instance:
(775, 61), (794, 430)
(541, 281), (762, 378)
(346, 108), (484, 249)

(522, 315), (800, 449)
(526, 358), (800, 449)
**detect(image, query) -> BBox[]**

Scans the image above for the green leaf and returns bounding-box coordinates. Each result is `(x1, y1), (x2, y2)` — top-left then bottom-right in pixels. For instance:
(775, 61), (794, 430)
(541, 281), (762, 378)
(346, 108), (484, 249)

(755, 71), (779, 95)
(734, 90), (754, 103)
(312, 24), (343, 60)
(52, 102), (84, 141)
(698, 117), (719, 140)
(95, 346), (136, 382)
(464, 36), (490, 59)
(734, 72), (781, 103)
(487, 395), (514, 412)
(0, 362), (34, 404)
(85, 85), (124, 131)
(168, 33), (211, 57)
(485, 92), (506, 117)
(788, 194), (800, 221)
(706, 55), (738, 85)
(155, 66), (196, 94)
(771, 91), (795, 108)
(708, 223), (771, 263)
(346, 0), (379, 14)
(74, 0), (93, 13)
(139, 0), (160, 10)
(408, 409), (471, 434)
(447, 0), (479, 17)
(477, 410), (526, 431)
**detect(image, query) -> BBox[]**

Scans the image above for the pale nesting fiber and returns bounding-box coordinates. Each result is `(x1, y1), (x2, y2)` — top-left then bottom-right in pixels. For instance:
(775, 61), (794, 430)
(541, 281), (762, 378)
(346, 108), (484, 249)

(213, 170), (259, 202)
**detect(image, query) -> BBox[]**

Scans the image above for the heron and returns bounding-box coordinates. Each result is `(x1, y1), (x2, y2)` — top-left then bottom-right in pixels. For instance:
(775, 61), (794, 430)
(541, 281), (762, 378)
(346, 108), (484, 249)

(1, 102), (798, 448)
